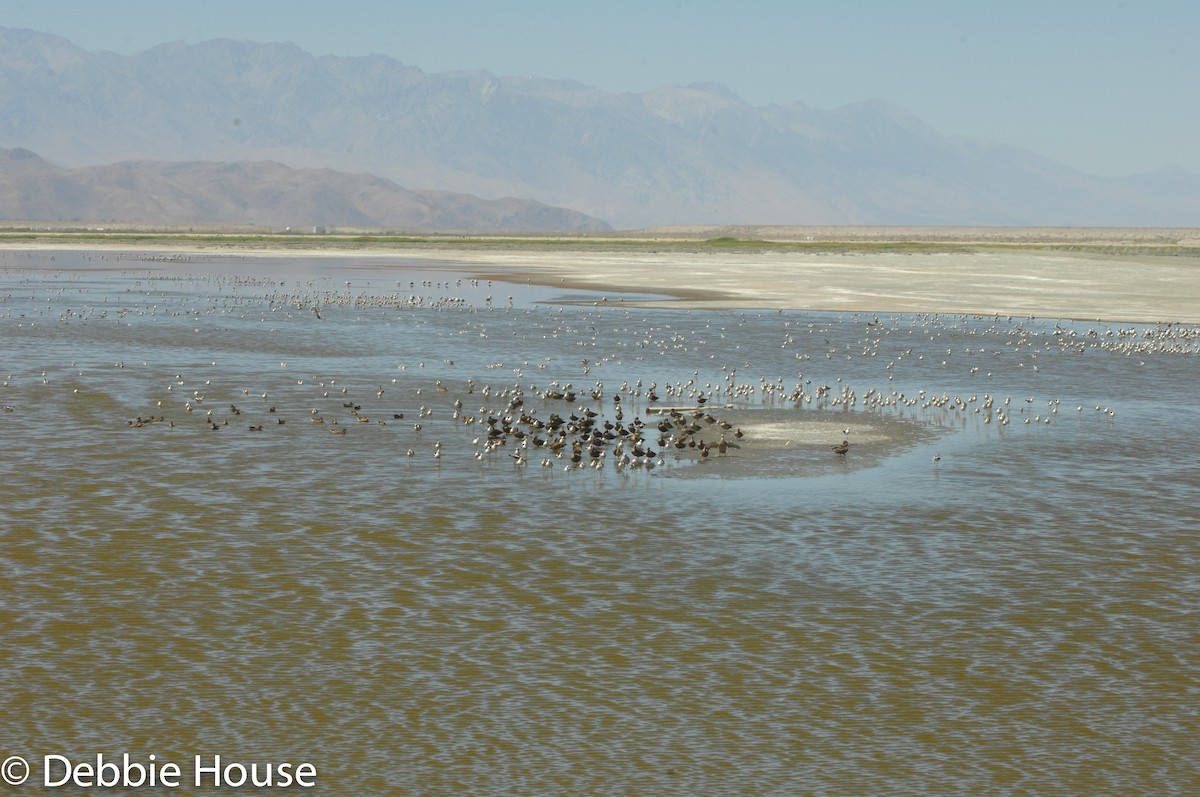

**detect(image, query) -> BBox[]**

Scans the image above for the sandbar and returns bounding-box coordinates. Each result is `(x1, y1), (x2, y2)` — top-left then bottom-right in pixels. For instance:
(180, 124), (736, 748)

(2, 227), (1199, 323)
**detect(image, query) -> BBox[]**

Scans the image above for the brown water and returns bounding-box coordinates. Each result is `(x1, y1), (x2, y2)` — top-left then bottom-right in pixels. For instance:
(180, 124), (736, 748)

(2, 250), (1198, 795)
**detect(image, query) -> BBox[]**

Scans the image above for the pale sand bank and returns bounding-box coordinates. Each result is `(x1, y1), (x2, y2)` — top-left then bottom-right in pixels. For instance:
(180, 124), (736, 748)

(443, 247), (1200, 322)
(3, 232), (1198, 322)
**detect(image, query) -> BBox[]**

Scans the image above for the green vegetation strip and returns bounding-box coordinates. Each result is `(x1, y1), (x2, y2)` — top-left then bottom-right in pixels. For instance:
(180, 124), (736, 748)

(1, 230), (1197, 257)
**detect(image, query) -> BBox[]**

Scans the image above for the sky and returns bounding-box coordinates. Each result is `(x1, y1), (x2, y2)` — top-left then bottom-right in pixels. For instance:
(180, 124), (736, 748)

(3, 0), (1197, 176)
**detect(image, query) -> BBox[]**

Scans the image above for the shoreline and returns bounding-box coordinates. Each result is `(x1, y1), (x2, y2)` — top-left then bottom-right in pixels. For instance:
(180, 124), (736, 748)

(2, 230), (1199, 323)
(3, 223), (1200, 245)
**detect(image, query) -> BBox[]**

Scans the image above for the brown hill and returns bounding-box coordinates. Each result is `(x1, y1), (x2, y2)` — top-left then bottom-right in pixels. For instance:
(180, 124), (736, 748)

(0, 147), (610, 232)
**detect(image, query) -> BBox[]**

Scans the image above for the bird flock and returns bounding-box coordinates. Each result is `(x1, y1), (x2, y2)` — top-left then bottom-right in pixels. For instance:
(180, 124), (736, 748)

(4, 250), (1197, 476)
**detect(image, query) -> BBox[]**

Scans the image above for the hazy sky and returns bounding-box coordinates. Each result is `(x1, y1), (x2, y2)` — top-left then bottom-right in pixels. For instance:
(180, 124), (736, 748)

(3, 0), (1197, 176)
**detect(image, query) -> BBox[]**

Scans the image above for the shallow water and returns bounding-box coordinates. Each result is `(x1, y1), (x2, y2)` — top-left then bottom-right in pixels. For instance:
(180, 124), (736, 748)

(2, 249), (1198, 795)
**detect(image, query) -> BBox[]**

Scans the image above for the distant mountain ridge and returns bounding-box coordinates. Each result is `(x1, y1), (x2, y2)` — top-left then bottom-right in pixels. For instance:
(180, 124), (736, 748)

(1, 26), (1198, 228)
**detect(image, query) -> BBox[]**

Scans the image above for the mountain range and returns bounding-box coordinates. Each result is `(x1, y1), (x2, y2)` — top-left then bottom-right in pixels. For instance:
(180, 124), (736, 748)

(2, 26), (1197, 230)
